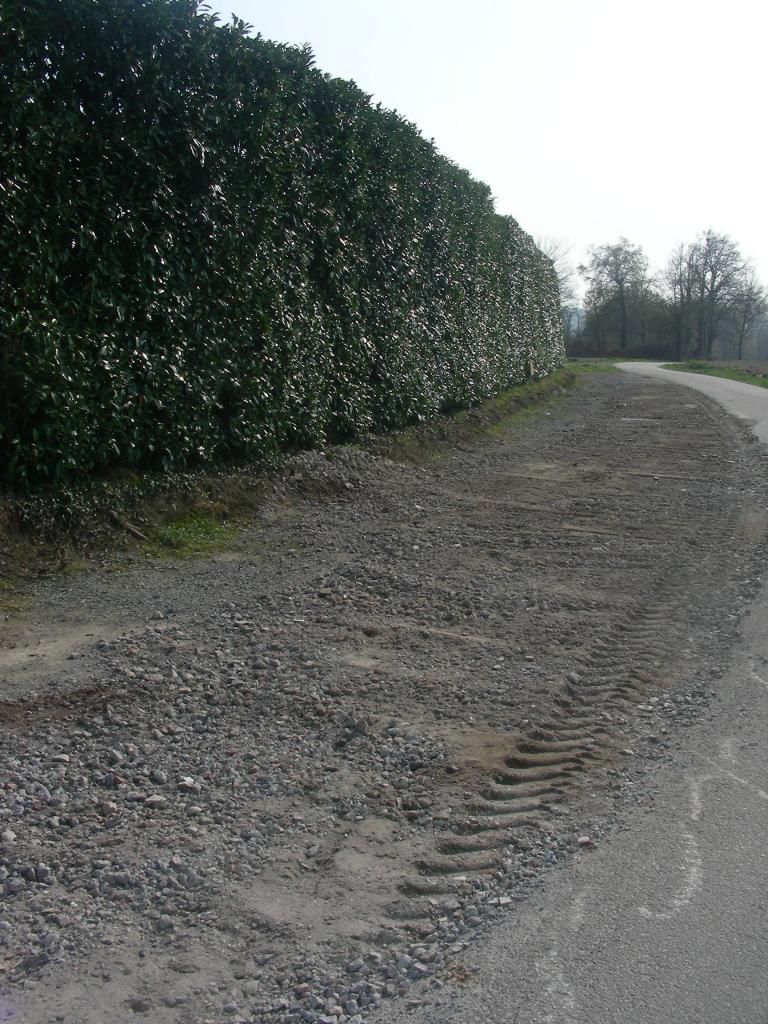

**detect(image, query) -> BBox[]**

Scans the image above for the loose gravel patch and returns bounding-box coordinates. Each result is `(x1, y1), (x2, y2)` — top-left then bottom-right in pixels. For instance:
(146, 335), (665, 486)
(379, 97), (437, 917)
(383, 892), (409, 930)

(1, 373), (766, 1024)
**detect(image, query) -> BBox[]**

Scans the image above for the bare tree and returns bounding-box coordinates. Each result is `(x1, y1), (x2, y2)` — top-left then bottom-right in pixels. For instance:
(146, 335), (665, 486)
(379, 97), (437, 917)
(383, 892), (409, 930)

(580, 270), (612, 355)
(537, 237), (576, 302)
(663, 243), (697, 360)
(537, 237), (579, 346)
(580, 239), (648, 352)
(731, 268), (768, 359)
(692, 230), (745, 358)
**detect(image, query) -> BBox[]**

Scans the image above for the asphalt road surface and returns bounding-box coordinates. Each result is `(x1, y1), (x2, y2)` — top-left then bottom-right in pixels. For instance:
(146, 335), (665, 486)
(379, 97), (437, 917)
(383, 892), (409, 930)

(372, 364), (768, 1024)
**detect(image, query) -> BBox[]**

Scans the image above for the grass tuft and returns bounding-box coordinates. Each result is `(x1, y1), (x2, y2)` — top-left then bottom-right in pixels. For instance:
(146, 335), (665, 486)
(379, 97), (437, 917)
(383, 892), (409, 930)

(142, 511), (236, 558)
(663, 361), (768, 389)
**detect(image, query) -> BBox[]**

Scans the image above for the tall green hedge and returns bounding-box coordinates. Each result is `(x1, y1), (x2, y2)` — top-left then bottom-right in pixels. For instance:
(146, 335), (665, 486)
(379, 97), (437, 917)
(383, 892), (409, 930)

(0, 0), (563, 490)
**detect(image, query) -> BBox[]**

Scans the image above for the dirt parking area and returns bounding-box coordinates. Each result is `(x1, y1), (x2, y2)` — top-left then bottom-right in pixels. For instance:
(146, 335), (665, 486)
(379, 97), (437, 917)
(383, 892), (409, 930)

(1, 370), (767, 1024)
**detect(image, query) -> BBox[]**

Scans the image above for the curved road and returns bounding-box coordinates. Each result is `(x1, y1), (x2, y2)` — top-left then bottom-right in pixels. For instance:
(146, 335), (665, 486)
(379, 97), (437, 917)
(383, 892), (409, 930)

(373, 364), (768, 1024)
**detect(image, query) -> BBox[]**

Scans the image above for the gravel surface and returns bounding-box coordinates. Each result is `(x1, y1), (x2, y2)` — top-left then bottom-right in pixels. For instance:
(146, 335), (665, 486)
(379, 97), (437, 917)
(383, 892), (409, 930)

(1, 372), (766, 1024)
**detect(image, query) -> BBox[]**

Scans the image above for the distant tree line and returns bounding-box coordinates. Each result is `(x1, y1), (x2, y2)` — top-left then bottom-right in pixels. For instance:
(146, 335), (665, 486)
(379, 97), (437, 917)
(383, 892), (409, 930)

(565, 231), (768, 361)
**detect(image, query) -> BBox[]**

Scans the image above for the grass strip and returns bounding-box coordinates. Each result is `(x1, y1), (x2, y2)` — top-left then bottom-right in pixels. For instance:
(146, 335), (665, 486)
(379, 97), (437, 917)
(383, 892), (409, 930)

(662, 361), (768, 389)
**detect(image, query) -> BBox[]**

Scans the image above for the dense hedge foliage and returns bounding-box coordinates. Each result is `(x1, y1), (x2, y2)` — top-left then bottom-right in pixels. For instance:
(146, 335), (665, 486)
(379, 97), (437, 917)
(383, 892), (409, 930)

(0, 0), (563, 490)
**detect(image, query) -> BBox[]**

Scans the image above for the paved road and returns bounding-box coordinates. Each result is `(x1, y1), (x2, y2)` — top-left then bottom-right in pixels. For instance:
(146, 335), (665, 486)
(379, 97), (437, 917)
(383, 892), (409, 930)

(372, 365), (768, 1024)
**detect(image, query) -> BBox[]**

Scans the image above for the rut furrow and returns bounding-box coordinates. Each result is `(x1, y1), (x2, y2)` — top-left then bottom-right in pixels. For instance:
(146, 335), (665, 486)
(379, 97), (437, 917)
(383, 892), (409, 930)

(392, 555), (721, 915)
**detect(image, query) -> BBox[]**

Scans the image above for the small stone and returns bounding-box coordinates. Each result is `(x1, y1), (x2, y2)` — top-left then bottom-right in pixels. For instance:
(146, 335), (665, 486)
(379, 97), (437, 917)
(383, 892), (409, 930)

(409, 961), (430, 978)
(577, 836), (593, 847)
(145, 795), (168, 809)
(155, 915), (174, 933)
(35, 863), (53, 883)
(1, 830), (17, 845)
(127, 998), (152, 1014)
(151, 769), (168, 785)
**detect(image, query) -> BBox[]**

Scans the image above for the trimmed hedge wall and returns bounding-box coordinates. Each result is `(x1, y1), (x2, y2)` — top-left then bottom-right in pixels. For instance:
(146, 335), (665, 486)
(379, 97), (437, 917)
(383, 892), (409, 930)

(0, 0), (563, 489)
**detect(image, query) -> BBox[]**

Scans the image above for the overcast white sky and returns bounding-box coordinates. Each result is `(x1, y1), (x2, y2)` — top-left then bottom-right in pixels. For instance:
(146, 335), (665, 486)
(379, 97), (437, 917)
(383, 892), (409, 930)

(213, 0), (768, 293)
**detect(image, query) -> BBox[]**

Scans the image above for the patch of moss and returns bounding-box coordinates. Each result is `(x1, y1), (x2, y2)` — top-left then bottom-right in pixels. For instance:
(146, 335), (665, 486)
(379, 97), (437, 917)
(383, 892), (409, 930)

(143, 511), (236, 558)
(0, 579), (32, 616)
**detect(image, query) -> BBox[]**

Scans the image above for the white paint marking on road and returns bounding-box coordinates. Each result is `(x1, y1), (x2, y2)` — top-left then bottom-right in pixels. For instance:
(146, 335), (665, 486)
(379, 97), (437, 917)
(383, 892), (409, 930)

(638, 826), (703, 921)
(636, 718), (767, 924)
(530, 890), (588, 1024)
(568, 889), (587, 931)
(748, 661), (768, 692)
(690, 775), (705, 822)
(705, 758), (768, 802)
(639, 776), (706, 920)
(535, 947), (577, 1024)
(719, 737), (738, 769)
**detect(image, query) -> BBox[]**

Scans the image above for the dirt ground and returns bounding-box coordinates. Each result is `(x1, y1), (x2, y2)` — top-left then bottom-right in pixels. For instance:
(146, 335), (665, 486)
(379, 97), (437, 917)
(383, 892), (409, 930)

(1, 371), (767, 1024)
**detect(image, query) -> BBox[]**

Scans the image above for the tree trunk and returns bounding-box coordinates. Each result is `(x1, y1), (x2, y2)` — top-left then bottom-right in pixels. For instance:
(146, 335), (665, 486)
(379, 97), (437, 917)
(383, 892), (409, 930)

(695, 305), (706, 358)
(618, 286), (627, 351)
(673, 312), (682, 361)
(705, 301), (716, 359)
(737, 313), (748, 360)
